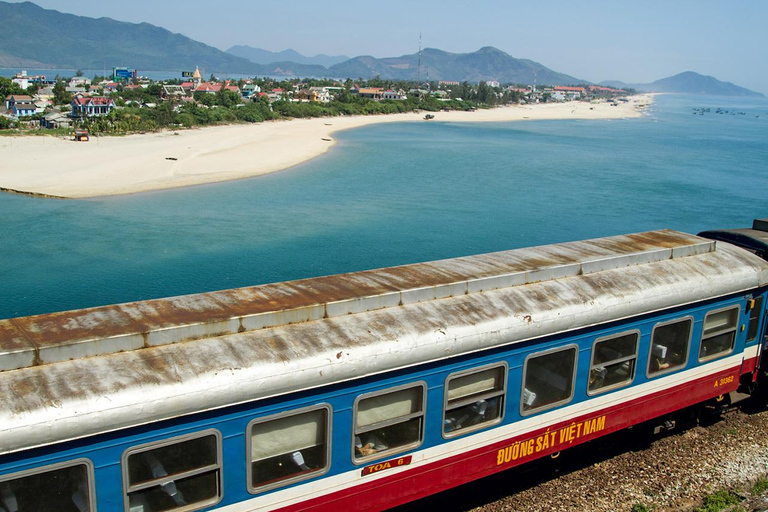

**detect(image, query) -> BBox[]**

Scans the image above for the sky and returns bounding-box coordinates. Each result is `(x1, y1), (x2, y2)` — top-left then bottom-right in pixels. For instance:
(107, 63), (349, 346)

(5, 0), (768, 94)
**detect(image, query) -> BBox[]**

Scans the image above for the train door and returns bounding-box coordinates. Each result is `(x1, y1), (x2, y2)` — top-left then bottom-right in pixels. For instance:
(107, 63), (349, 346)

(756, 295), (768, 383)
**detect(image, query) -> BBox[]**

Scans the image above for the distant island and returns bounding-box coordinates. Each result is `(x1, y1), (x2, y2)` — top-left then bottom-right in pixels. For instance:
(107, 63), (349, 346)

(0, 1), (762, 97)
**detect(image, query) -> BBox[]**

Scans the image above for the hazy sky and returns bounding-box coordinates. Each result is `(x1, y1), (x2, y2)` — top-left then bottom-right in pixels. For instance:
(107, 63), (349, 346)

(6, 0), (768, 93)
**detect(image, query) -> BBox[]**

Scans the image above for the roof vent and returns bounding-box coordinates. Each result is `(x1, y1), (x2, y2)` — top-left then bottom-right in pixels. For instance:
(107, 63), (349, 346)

(753, 219), (768, 232)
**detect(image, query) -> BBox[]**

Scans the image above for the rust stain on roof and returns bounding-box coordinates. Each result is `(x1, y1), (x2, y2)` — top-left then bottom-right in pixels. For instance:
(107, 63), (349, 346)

(0, 230), (722, 373)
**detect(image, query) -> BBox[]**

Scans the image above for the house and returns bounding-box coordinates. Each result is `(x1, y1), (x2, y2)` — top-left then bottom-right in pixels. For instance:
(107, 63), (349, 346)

(309, 87), (331, 103)
(10, 101), (37, 117)
(554, 86), (586, 101)
(71, 96), (116, 117)
(486, 80), (500, 88)
(40, 112), (72, 129)
(356, 88), (384, 100)
(381, 89), (407, 101)
(294, 89), (320, 102)
(69, 77), (91, 88)
(5, 95), (33, 110)
(161, 85), (187, 99)
(35, 86), (55, 101)
(5, 95), (40, 117)
(194, 82), (241, 95)
(11, 71), (47, 90)
(101, 82), (120, 94)
(241, 84), (261, 99)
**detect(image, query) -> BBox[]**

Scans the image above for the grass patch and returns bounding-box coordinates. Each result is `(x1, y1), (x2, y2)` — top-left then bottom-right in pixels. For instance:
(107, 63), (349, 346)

(696, 489), (742, 512)
(631, 503), (651, 512)
(752, 477), (768, 495)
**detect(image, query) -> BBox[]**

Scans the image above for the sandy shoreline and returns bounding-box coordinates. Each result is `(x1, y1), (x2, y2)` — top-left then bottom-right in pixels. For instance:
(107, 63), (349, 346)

(0, 94), (653, 198)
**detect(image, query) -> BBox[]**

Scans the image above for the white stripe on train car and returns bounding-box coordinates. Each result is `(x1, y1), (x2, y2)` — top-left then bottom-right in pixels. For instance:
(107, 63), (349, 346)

(217, 353), (743, 511)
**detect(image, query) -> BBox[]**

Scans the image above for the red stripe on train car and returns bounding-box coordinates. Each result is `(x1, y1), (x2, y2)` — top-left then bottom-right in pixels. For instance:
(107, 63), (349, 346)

(741, 355), (758, 376)
(275, 365), (740, 512)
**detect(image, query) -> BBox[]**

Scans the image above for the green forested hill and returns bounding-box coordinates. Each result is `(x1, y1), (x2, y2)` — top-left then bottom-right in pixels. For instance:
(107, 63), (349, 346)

(0, 1), (262, 73)
(328, 47), (586, 84)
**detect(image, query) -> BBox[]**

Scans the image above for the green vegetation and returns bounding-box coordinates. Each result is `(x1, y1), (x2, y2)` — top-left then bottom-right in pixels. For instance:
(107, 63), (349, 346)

(0, 77), (26, 98)
(751, 477), (768, 495)
(5, 74), (607, 136)
(630, 503), (651, 512)
(66, 77), (498, 136)
(696, 489), (742, 512)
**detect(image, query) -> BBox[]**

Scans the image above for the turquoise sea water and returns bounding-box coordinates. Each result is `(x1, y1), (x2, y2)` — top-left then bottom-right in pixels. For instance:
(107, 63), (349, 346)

(1, 94), (767, 319)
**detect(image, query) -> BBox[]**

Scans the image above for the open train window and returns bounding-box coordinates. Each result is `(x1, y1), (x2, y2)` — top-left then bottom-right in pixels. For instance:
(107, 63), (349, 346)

(699, 306), (740, 361)
(248, 405), (331, 493)
(0, 459), (94, 512)
(443, 363), (507, 438)
(588, 331), (639, 395)
(122, 430), (221, 512)
(648, 317), (692, 376)
(748, 296), (764, 342)
(521, 345), (577, 415)
(353, 383), (426, 464)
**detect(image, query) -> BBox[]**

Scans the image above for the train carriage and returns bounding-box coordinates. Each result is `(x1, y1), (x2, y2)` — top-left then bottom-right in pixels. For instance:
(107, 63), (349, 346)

(1, 225), (768, 511)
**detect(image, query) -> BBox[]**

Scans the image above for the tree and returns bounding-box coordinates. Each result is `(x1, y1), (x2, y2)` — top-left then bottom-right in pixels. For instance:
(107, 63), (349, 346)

(53, 81), (72, 105)
(0, 77), (26, 98)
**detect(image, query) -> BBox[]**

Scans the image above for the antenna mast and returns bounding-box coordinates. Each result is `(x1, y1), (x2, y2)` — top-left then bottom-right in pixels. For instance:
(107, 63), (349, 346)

(417, 32), (422, 84)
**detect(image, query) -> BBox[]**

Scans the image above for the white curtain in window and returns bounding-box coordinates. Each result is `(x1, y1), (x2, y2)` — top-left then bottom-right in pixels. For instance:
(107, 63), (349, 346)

(447, 369), (500, 402)
(357, 387), (421, 427)
(703, 309), (738, 336)
(251, 410), (325, 461)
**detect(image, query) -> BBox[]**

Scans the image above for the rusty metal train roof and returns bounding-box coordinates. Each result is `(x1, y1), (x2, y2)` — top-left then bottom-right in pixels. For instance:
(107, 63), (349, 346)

(1, 230), (767, 454)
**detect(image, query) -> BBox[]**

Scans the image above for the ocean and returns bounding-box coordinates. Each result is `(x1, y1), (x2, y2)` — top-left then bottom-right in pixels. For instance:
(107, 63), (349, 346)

(1, 93), (766, 319)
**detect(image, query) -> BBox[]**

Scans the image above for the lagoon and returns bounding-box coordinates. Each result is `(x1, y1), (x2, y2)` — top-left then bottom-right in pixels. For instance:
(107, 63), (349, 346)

(1, 93), (766, 319)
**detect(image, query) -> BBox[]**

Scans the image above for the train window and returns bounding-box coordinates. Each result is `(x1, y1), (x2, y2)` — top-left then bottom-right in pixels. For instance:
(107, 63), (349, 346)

(521, 346), (577, 415)
(747, 297), (764, 342)
(648, 317), (692, 376)
(0, 459), (94, 512)
(123, 430), (222, 512)
(699, 306), (740, 361)
(353, 383), (426, 463)
(588, 331), (639, 395)
(443, 363), (507, 437)
(248, 405), (331, 493)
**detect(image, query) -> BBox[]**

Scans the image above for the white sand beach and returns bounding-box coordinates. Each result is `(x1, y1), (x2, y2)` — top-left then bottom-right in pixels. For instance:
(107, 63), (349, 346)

(0, 94), (653, 198)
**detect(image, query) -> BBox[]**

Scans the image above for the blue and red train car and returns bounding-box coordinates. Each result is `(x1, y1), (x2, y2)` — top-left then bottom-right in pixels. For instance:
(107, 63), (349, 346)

(1, 224), (767, 511)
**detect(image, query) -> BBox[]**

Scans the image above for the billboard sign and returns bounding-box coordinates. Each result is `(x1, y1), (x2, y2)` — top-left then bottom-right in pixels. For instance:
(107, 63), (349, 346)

(181, 71), (194, 78)
(113, 68), (137, 80)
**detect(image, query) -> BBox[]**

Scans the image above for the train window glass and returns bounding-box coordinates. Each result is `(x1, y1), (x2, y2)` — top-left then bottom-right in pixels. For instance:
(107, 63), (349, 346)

(123, 430), (221, 512)
(353, 383), (426, 463)
(443, 363), (507, 437)
(648, 318), (692, 376)
(0, 460), (94, 512)
(248, 405), (331, 493)
(588, 331), (639, 394)
(699, 306), (739, 361)
(521, 346), (577, 415)
(747, 297), (764, 342)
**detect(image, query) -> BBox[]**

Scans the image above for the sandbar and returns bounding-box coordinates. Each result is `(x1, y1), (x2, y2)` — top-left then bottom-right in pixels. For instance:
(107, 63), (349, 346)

(0, 94), (653, 198)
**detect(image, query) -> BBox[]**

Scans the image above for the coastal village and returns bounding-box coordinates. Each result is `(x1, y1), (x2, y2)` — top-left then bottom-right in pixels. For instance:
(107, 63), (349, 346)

(1, 66), (630, 135)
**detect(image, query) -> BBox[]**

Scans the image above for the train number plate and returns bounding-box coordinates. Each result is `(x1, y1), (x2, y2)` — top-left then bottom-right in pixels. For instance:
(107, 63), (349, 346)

(361, 456), (412, 476)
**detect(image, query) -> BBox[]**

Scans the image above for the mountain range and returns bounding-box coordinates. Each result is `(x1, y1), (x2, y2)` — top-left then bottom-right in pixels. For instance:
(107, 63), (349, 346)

(226, 46), (349, 68)
(600, 72), (763, 98)
(0, 1), (762, 97)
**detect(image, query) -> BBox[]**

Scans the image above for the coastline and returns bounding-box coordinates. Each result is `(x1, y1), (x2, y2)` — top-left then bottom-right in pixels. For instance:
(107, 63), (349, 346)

(0, 94), (653, 199)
